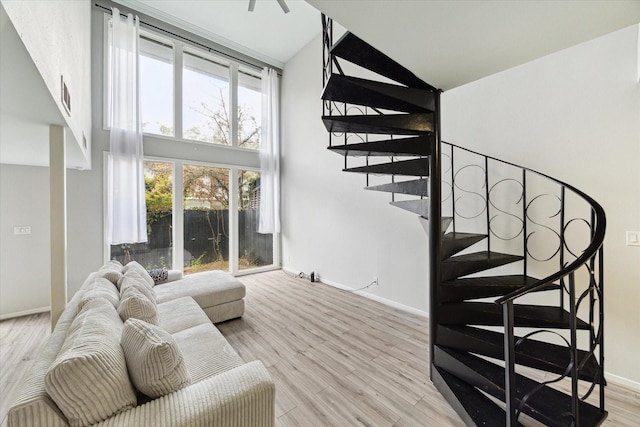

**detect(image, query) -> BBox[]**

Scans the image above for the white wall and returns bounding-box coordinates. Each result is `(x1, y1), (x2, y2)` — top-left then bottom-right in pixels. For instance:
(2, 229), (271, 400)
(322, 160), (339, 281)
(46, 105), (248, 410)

(442, 24), (640, 385)
(0, 164), (51, 317)
(281, 33), (430, 312)
(1, 0), (92, 168)
(281, 25), (640, 384)
(64, 7), (265, 298)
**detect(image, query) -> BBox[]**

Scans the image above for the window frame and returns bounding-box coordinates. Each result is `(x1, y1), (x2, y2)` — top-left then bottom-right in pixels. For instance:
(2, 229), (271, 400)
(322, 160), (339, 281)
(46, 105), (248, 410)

(102, 14), (280, 276)
(103, 153), (279, 276)
(103, 15), (265, 152)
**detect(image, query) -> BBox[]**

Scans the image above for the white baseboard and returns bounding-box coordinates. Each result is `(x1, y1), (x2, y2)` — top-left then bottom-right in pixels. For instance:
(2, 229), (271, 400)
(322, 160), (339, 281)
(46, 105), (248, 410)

(282, 268), (428, 318)
(323, 276), (429, 318)
(282, 268), (640, 390)
(605, 372), (640, 392)
(0, 306), (50, 320)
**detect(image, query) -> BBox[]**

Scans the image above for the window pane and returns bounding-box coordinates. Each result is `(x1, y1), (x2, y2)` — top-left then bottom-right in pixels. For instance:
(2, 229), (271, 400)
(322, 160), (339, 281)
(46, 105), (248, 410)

(140, 36), (174, 136)
(237, 70), (262, 150)
(183, 165), (230, 274)
(110, 161), (173, 269)
(238, 170), (273, 270)
(183, 51), (230, 144)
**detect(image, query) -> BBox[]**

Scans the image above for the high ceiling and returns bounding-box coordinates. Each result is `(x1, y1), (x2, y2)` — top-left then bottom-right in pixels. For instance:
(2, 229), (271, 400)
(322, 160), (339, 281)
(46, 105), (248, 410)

(308, 0), (640, 89)
(123, 0), (639, 90)
(2, 0), (638, 168)
(113, 0), (321, 68)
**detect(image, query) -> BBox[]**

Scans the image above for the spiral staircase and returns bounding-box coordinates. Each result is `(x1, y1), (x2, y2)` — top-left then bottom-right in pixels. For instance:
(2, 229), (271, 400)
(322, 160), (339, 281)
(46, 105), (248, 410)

(320, 15), (607, 427)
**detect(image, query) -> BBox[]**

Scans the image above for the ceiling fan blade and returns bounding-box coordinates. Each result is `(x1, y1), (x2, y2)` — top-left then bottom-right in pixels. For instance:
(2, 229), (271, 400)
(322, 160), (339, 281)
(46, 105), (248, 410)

(248, 0), (256, 12)
(275, 0), (290, 14)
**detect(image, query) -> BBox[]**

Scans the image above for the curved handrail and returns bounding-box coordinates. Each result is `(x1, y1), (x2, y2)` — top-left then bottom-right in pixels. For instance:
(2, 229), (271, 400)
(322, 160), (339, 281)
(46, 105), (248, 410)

(443, 142), (607, 305)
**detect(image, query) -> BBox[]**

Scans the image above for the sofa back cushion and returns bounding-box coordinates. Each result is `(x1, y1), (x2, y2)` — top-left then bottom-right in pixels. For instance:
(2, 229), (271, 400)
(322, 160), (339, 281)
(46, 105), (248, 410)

(118, 285), (159, 325)
(119, 272), (156, 303)
(98, 260), (124, 288)
(122, 261), (155, 288)
(121, 318), (191, 398)
(44, 298), (136, 427)
(79, 277), (120, 310)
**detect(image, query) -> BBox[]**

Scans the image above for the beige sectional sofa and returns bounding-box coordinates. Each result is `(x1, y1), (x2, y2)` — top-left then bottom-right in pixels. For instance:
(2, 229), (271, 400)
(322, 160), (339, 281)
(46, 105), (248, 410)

(7, 262), (275, 427)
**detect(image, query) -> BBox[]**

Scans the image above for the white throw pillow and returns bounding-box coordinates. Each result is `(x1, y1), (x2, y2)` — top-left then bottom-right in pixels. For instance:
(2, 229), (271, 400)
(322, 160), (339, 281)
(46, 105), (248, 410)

(45, 298), (136, 427)
(118, 285), (158, 325)
(121, 318), (191, 398)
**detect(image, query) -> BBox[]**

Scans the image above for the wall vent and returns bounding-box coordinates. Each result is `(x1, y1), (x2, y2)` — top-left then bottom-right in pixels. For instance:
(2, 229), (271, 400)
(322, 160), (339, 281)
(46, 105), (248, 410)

(61, 75), (71, 116)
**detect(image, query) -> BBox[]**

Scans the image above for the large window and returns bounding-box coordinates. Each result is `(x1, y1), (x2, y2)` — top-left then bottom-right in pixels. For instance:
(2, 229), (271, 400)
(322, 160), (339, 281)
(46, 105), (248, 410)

(105, 16), (278, 275)
(238, 170), (272, 270)
(183, 52), (231, 144)
(110, 161), (173, 268)
(237, 70), (262, 150)
(108, 160), (276, 275)
(183, 164), (230, 273)
(140, 36), (174, 136)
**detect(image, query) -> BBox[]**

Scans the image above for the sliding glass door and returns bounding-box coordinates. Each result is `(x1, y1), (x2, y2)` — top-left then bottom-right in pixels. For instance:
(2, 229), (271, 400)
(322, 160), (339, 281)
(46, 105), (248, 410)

(183, 164), (230, 274)
(109, 160), (173, 269)
(108, 160), (276, 275)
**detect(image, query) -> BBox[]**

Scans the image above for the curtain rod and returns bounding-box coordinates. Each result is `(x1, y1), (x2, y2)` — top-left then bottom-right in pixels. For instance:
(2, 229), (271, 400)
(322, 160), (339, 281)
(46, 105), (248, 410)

(94, 2), (283, 75)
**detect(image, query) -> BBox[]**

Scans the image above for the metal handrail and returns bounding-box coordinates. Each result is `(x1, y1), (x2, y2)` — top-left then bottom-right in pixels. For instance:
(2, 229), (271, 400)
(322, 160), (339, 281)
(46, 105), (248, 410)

(443, 141), (607, 305)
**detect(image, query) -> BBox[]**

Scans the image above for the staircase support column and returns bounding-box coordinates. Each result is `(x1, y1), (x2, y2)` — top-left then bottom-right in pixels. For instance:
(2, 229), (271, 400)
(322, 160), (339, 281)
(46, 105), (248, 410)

(503, 301), (517, 426)
(428, 90), (442, 377)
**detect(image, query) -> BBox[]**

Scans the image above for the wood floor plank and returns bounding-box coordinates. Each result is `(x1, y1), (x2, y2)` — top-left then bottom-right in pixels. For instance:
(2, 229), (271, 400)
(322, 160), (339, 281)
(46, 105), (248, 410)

(0, 312), (50, 427)
(2, 270), (639, 427)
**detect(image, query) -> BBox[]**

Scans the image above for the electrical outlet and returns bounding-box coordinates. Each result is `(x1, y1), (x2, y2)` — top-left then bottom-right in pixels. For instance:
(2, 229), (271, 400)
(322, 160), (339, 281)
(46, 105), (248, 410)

(14, 226), (31, 235)
(373, 276), (379, 287)
(626, 231), (640, 246)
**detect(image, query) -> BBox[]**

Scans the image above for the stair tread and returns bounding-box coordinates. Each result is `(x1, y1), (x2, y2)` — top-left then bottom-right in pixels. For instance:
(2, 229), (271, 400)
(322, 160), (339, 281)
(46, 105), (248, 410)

(322, 113), (434, 135)
(390, 199), (429, 217)
(439, 302), (591, 330)
(437, 325), (603, 383)
(433, 366), (523, 427)
(441, 251), (523, 281)
(365, 178), (429, 196)
(330, 32), (436, 91)
(344, 158), (429, 177)
(440, 274), (558, 302)
(322, 74), (435, 113)
(441, 232), (487, 259)
(418, 217), (453, 234)
(327, 135), (432, 157)
(435, 347), (607, 427)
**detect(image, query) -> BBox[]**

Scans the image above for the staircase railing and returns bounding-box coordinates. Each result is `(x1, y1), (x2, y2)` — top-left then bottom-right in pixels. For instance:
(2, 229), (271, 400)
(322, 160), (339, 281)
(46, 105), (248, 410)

(442, 142), (606, 426)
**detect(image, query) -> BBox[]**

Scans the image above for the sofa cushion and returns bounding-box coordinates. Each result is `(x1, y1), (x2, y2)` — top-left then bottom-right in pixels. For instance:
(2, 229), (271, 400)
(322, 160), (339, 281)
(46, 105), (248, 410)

(98, 261), (125, 287)
(99, 268), (123, 287)
(123, 261), (155, 287)
(121, 318), (191, 398)
(172, 323), (244, 383)
(157, 297), (211, 334)
(119, 272), (156, 303)
(155, 270), (245, 308)
(79, 278), (120, 310)
(44, 298), (136, 427)
(118, 286), (158, 325)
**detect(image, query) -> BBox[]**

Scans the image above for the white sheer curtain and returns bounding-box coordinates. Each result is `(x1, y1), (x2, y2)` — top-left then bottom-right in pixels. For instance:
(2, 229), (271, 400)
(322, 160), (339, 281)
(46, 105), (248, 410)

(106, 8), (147, 244)
(258, 68), (280, 234)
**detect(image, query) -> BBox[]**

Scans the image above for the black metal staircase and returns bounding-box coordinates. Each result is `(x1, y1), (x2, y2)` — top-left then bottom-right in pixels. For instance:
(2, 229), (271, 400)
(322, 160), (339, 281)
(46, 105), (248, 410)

(320, 14), (607, 427)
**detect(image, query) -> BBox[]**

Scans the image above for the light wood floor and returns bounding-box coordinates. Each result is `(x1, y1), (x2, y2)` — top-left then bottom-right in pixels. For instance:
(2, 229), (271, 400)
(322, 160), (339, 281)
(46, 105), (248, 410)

(1, 270), (639, 426)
